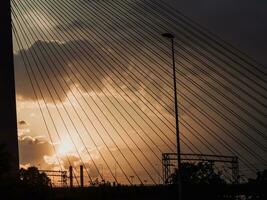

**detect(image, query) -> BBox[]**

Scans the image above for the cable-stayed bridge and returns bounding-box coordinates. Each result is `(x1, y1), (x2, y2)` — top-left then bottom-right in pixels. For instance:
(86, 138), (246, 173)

(0, 0), (266, 187)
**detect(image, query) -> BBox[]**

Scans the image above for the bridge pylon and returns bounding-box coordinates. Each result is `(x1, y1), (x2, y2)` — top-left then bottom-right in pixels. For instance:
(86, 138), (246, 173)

(0, 0), (19, 176)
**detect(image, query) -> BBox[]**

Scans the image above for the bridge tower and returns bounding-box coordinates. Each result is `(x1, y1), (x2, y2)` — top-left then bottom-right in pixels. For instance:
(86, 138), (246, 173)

(0, 0), (19, 175)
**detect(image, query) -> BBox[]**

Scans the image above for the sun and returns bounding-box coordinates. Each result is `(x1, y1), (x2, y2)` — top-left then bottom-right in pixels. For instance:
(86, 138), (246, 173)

(57, 139), (74, 156)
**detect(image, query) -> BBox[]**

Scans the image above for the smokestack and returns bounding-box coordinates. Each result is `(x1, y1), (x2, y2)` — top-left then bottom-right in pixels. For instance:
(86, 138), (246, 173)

(69, 166), (73, 187)
(0, 0), (19, 177)
(80, 165), (84, 187)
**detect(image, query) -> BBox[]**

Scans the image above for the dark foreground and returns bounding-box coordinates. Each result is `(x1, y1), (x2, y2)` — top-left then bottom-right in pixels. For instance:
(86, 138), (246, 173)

(0, 183), (266, 200)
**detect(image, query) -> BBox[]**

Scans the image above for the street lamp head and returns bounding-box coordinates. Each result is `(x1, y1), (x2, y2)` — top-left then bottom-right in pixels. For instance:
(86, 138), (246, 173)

(161, 33), (175, 39)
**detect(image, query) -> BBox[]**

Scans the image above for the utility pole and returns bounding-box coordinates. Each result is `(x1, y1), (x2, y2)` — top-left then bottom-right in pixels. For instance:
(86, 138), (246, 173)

(0, 0), (19, 176)
(162, 33), (182, 200)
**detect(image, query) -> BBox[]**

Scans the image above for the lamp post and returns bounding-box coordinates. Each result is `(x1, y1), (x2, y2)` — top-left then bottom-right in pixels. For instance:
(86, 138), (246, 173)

(162, 33), (182, 200)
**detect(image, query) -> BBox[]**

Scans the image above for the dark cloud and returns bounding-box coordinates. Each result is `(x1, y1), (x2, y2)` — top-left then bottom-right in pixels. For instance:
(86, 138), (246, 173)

(18, 120), (27, 125)
(15, 40), (73, 102)
(14, 39), (133, 102)
(19, 135), (54, 168)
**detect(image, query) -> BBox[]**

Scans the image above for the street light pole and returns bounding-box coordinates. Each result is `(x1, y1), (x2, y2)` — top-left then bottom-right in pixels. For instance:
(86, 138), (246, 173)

(162, 33), (182, 200)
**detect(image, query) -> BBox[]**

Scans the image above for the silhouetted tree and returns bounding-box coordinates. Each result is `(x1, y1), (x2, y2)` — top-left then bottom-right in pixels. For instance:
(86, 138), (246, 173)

(249, 169), (267, 184)
(0, 144), (11, 179)
(20, 166), (51, 188)
(170, 161), (225, 184)
(255, 169), (267, 183)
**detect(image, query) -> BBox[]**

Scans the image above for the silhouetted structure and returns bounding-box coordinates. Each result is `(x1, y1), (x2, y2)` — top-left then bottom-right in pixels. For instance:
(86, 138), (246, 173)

(39, 170), (68, 187)
(162, 153), (239, 184)
(0, 0), (19, 176)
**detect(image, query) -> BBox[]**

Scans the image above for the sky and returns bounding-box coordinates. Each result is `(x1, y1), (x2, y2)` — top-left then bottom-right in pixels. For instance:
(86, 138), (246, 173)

(12, 0), (267, 185)
(171, 0), (267, 67)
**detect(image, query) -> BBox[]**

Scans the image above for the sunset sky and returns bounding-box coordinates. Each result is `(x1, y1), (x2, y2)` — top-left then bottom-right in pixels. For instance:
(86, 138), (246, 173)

(12, 0), (267, 185)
